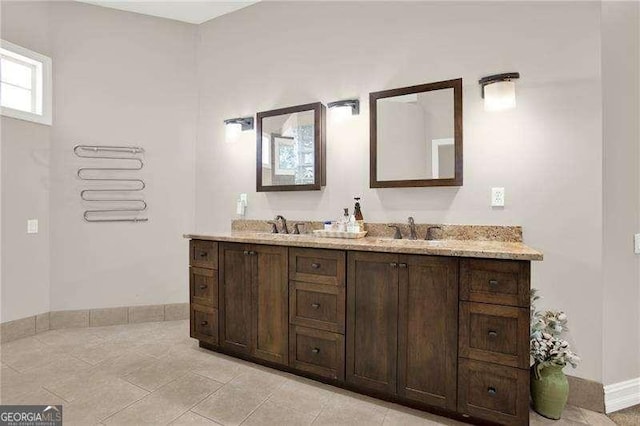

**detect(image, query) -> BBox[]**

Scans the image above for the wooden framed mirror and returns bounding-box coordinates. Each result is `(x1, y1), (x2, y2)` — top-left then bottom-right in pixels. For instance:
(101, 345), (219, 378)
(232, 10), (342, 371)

(370, 78), (463, 188)
(256, 102), (326, 192)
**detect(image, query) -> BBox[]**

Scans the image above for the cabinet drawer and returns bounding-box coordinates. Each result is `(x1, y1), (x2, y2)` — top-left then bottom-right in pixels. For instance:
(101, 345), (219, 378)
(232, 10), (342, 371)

(289, 248), (345, 286)
(458, 359), (529, 426)
(190, 240), (218, 269)
(191, 304), (218, 345)
(289, 325), (345, 380)
(190, 267), (218, 307)
(460, 259), (529, 307)
(459, 302), (529, 368)
(290, 281), (345, 333)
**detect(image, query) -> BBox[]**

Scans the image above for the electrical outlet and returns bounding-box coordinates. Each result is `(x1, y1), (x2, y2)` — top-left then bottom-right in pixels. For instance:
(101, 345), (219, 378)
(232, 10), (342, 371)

(634, 233), (640, 254)
(491, 187), (505, 207)
(27, 219), (38, 234)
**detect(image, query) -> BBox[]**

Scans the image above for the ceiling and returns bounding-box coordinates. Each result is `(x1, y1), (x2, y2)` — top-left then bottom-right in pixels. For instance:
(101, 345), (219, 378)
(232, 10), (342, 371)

(75, 1), (260, 24)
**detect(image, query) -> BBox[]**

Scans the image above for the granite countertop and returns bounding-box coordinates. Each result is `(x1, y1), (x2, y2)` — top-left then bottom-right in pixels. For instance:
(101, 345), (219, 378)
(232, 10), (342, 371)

(184, 231), (543, 261)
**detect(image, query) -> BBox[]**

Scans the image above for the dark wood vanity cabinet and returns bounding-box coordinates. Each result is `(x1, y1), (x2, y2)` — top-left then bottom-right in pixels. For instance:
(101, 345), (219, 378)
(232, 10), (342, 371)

(189, 239), (533, 425)
(218, 242), (288, 365)
(346, 252), (458, 410)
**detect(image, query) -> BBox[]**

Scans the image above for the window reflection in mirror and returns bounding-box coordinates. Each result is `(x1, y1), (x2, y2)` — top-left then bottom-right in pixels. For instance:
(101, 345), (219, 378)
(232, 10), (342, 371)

(256, 102), (325, 191)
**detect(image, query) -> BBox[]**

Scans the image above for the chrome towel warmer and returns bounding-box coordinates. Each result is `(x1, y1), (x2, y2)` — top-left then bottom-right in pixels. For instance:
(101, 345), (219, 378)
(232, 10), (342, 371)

(74, 144), (148, 223)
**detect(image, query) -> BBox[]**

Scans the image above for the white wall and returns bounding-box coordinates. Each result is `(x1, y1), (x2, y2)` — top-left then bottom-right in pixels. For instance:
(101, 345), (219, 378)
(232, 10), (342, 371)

(195, 1), (604, 382)
(47, 2), (198, 311)
(601, 1), (640, 386)
(1, 1), (52, 322)
(0, 1), (198, 319)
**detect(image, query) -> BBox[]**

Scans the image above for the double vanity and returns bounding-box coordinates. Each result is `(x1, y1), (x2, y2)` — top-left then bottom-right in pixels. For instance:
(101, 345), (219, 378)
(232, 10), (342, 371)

(185, 221), (542, 426)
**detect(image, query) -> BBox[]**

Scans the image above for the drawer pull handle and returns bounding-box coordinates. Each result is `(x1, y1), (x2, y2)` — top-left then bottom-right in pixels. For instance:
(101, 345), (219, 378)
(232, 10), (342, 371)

(311, 263), (321, 269)
(311, 303), (320, 309)
(199, 252), (208, 258)
(488, 330), (498, 338)
(488, 279), (499, 287)
(249, 251), (256, 256)
(390, 262), (398, 268)
(243, 250), (249, 255)
(399, 263), (407, 268)
(487, 387), (497, 395)
(200, 321), (208, 326)
(311, 348), (320, 354)
(199, 284), (208, 290)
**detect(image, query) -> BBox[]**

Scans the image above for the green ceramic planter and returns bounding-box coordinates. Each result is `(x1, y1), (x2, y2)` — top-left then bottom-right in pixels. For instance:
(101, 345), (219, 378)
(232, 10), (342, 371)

(530, 363), (569, 419)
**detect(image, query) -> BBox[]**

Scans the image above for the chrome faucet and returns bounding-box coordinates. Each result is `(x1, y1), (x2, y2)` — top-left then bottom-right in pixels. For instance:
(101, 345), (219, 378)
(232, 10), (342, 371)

(407, 217), (418, 240)
(275, 215), (289, 234)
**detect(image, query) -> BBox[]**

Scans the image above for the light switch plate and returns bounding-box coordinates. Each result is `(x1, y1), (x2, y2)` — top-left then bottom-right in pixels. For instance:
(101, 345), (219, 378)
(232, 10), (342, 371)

(634, 233), (640, 254)
(491, 187), (505, 207)
(27, 219), (38, 234)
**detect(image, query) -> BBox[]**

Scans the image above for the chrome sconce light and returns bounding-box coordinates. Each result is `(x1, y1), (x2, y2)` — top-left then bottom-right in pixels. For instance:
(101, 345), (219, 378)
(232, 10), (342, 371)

(224, 116), (254, 142)
(479, 72), (520, 111)
(327, 99), (360, 122)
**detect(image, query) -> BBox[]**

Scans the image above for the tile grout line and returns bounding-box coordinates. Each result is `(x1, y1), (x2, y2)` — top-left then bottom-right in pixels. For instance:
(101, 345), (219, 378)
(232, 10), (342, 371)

(237, 381), (288, 426)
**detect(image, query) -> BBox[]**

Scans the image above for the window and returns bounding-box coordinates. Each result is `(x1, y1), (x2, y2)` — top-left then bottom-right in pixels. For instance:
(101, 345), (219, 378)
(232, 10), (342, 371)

(0, 40), (52, 125)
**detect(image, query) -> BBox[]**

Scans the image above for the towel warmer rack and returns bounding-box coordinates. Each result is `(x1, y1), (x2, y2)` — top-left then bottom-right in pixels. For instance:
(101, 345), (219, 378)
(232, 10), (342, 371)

(74, 144), (148, 223)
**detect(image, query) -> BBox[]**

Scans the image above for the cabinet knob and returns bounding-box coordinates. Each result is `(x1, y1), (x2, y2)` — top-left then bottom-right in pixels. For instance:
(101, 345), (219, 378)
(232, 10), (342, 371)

(311, 263), (321, 269)
(199, 252), (207, 258)
(399, 263), (407, 268)
(487, 387), (497, 396)
(199, 284), (208, 290)
(488, 330), (498, 338)
(488, 279), (499, 287)
(390, 262), (398, 268)
(311, 348), (320, 354)
(243, 250), (249, 255)
(200, 321), (208, 326)
(311, 303), (320, 309)
(249, 251), (256, 256)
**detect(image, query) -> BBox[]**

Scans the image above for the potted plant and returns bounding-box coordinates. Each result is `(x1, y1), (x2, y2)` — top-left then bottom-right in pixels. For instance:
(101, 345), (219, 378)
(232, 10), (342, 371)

(530, 290), (581, 419)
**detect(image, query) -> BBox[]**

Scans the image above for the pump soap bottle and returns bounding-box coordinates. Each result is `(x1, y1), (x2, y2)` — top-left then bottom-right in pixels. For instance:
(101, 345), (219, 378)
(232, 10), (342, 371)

(354, 197), (364, 232)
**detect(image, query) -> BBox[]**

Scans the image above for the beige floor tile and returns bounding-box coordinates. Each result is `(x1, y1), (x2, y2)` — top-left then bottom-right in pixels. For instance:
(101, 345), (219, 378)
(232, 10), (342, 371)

(21, 355), (92, 389)
(65, 376), (149, 422)
(314, 391), (389, 426)
(192, 384), (268, 426)
(0, 316), (35, 343)
(579, 408), (616, 425)
(0, 336), (67, 372)
(383, 405), (465, 426)
(105, 373), (222, 425)
(123, 357), (192, 391)
(43, 368), (124, 402)
(171, 411), (222, 425)
(266, 378), (334, 417)
(0, 386), (66, 406)
(225, 368), (287, 399)
(530, 409), (588, 425)
(92, 350), (157, 376)
(189, 354), (250, 384)
(242, 400), (316, 426)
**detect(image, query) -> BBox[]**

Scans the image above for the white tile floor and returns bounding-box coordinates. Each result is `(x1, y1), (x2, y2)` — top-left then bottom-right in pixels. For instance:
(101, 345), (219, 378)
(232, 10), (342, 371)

(0, 320), (617, 425)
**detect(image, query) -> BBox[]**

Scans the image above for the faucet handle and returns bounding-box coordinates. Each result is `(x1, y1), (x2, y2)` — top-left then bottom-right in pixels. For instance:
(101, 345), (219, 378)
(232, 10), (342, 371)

(293, 223), (305, 235)
(408, 216), (415, 225)
(426, 226), (442, 241)
(267, 221), (278, 234)
(388, 225), (402, 240)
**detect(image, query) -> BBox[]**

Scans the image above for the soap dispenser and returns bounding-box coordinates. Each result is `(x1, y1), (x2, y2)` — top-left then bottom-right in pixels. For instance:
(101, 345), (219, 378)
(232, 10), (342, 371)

(354, 197), (364, 231)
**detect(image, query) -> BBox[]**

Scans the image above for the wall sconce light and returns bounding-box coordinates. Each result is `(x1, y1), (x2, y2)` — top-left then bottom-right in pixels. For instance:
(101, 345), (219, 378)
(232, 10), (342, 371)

(224, 116), (254, 142)
(479, 72), (520, 111)
(327, 99), (360, 122)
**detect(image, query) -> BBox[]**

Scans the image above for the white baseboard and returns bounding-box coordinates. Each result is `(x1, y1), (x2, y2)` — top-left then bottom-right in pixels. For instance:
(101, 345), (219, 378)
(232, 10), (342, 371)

(604, 377), (640, 413)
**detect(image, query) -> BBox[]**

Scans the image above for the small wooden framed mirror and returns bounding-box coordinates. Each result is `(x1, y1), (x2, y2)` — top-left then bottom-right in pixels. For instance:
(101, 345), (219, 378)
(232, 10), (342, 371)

(370, 78), (463, 188)
(256, 102), (326, 192)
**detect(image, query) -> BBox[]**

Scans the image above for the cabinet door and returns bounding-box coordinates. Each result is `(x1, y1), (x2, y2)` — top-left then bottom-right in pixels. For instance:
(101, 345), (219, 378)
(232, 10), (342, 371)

(251, 245), (289, 365)
(219, 243), (252, 355)
(346, 251), (399, 394)
(397, 255), (458, 410)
